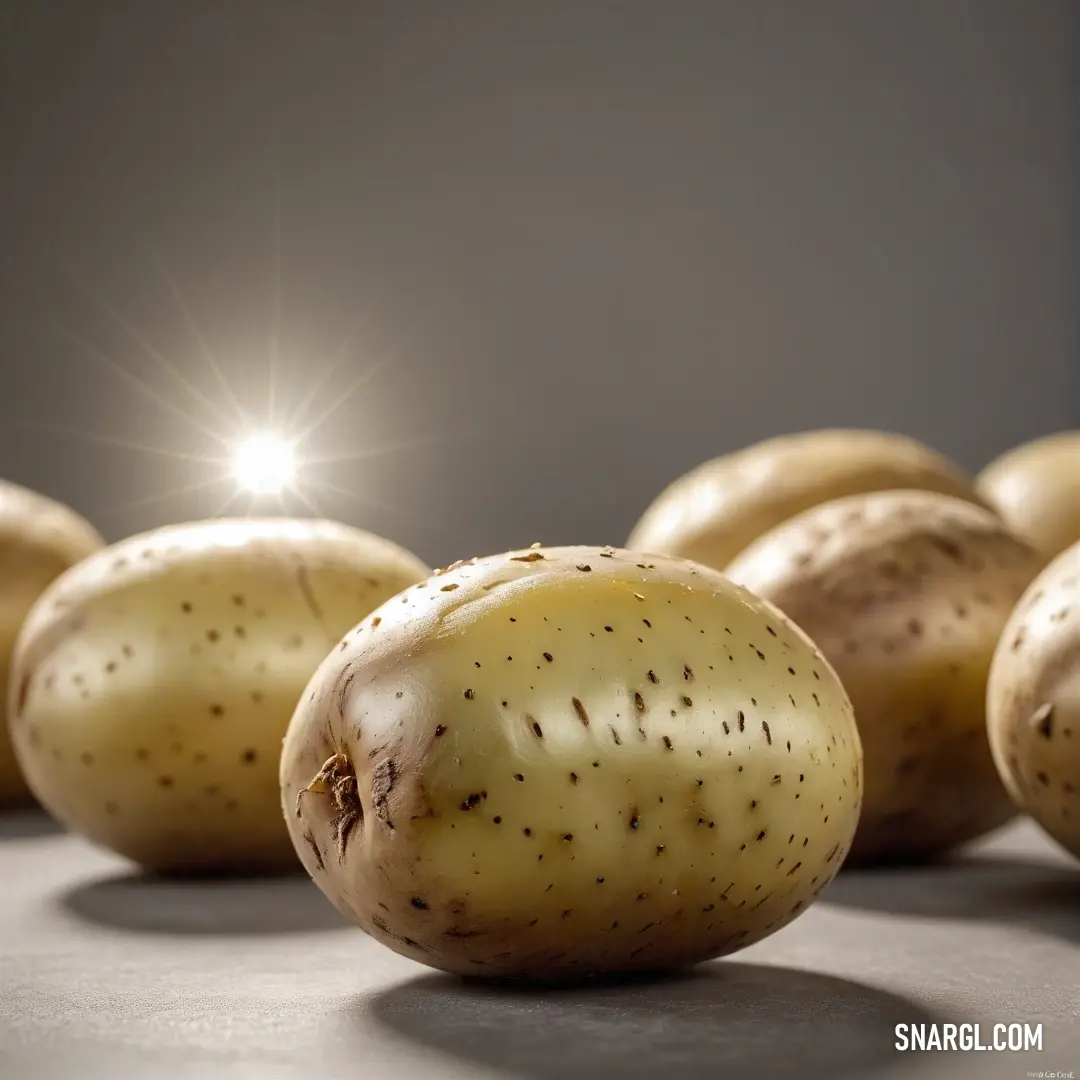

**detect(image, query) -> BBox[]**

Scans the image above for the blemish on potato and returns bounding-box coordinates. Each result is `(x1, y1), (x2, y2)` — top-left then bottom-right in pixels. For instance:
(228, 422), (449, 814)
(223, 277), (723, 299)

(1030, 703), (1055, 739)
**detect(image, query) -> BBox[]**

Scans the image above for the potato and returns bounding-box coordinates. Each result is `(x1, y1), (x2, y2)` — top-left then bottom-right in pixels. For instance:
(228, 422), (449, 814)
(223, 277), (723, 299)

(7, 517), (430, 873)
(626, 428), (987, 571)
(0, 479), (104, 807)
(977, 431), (1080, 565)
(281, 544), (862, 981)
(724, 490), (1043, 864)
(986, 540), (1080, 862)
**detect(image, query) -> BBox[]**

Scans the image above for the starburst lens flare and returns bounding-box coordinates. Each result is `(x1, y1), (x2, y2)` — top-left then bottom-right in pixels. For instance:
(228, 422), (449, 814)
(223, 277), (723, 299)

(40, 232), (449, 526)
(229, 431), (298, 495)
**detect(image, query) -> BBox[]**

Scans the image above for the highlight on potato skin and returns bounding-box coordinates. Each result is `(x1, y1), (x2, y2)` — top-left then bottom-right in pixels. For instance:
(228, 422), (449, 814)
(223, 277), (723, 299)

(7, 516), (431, 873)
(986, 538), (1080, 863)
(281, 544), (863, 982)
(625, 428), (988, 573)
(977, 431), (1080, 567)
(723, 489), (1044, 865)
(0, 478), (105, 808)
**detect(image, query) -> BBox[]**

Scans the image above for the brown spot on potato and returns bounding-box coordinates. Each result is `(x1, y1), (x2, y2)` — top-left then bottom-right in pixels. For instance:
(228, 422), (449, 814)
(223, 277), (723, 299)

(295, 562), (324, 620)
(1030, 703), (1055, 739)
(15, 673), (31, 716)
(370, 757), (396, 828)
(304, 830), (325, 871)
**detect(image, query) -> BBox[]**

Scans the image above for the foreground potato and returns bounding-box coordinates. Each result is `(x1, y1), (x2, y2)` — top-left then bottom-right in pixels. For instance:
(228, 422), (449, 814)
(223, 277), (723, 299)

(725, 490), (1042, 864)
(0, 479), (104, 807)
(8, 517), (430, 872)
(626, 429), (987, 571)
(282, 544), (862, 981)
(986, 540), (1080, 862)
(977, 431), (1080, 565)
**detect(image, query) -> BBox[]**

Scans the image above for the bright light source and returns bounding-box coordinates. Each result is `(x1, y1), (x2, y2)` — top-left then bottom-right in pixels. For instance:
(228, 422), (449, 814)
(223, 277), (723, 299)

(229, 431), (298, 495)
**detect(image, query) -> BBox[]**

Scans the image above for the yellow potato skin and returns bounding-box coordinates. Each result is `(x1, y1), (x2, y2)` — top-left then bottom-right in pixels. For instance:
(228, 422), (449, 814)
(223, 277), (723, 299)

(8, 518), (429, 872)
(0, 479), (104, 807)
(627, 429), (988, 571)
(281, 545), (863, 981)
(724, 490), (1043, 864)
(986, 540), (1080, 862)
(977, 431), (1080, 566)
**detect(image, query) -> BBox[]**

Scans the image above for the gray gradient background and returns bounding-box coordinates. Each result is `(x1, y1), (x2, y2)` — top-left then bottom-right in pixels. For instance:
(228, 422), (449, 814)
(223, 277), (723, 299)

(1, 0), (1077, 568)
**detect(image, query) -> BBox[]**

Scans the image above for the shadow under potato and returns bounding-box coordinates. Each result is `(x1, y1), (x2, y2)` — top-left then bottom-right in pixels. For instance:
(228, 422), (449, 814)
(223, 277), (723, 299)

(825, 855), (1080, 944)
(59, 870), (352, 935)
(365, 961), (943, 1080)
(0, 808), (64, 840)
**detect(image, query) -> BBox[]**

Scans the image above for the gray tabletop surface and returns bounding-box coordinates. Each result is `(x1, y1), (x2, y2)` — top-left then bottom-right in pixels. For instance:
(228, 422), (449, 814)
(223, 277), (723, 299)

(1, 811), (1077, 1080)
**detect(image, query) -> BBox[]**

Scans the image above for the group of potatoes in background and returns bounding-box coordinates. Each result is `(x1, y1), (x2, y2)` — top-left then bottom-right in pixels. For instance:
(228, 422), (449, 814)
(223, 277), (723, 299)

(1, 427), (1078, 982)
